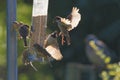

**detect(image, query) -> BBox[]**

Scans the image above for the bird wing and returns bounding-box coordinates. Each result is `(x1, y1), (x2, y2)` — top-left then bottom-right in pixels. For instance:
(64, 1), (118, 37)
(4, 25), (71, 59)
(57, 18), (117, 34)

(86, 45), (105, 65)
(19, 25), (29, 37)
(60, 18), (71, 25)
(44, 32), (63, 60)
(59, 17), (72, 31)
(95, 40), (118, 60)
(95, 40), (109, 52)
(45, 45), (63, 61)
(44, 34), (51, 48)
(67, 7), (81, 31)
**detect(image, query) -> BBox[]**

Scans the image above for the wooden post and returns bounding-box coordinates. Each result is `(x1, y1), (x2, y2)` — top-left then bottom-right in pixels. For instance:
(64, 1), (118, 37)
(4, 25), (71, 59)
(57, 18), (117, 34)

(7, 0), (17, 80)
(30, 0), (49, 47)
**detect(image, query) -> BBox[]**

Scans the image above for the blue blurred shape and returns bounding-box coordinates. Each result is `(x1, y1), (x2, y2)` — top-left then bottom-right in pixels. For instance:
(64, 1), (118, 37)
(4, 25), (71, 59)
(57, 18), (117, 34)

(85, 34), (118, 66)
(7, 0), (17, 80)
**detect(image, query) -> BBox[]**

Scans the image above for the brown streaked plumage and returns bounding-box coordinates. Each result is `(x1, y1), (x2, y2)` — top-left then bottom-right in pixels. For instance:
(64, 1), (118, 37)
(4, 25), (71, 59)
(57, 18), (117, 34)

(55, 7), (81, 45)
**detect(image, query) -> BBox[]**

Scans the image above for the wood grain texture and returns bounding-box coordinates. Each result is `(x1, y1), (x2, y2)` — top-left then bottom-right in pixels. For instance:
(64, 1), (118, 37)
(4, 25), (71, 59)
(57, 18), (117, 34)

(30, 16), (47, 47)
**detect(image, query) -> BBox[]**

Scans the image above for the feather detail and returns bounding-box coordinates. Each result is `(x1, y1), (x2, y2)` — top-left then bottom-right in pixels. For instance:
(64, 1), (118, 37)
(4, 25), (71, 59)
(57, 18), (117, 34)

(67, 7), (81, 31)
(45, 46), (63, 60)
(44, 31), (63, 60)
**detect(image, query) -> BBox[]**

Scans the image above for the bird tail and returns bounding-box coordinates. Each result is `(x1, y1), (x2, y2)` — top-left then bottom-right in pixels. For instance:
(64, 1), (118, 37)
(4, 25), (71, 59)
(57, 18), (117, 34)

(47, 56), (53, 67)
(30, 62), (38, 71)
(23, 37), (27, 47)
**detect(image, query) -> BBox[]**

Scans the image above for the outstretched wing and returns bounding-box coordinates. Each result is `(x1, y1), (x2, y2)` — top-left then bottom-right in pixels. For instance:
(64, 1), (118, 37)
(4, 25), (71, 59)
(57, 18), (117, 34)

(60, 18), (72, 31)
(44, 33), (63, 60)
(60, 18), (71, 26)
(67, 7), (81, 31)
(45, 45), (63, 61)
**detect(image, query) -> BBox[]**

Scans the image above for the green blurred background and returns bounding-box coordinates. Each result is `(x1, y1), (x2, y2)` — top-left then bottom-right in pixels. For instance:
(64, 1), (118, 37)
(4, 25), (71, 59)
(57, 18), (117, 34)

(0, 0), (120, 80)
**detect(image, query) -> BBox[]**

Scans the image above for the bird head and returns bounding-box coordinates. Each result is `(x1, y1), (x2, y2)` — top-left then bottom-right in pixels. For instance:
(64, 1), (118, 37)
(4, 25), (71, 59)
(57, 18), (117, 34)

(12, 21), (24, 29)
(54, 16), (62, 23)
(13, 21), (19, 24)
(12, 21), (19, 29)
(13, 21), (23, 25)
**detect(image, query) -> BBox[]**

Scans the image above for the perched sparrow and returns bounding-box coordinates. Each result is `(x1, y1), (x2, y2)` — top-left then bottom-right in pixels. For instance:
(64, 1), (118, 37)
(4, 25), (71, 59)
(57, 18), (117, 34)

(12, 21), (31, 47)
(22, 49), (42, 71)
(85, 34), (118, 66)
(55, 7), (81, 45)
(44, 31), (63, 61)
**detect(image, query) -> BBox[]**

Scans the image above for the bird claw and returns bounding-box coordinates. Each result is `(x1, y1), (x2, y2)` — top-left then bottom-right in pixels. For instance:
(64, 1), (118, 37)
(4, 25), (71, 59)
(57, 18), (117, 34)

(59, 32), (65, 45)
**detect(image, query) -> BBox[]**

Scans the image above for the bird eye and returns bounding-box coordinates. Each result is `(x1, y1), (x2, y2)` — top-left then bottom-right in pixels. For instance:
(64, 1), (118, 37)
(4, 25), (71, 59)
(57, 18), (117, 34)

(55, 16), (61, 21)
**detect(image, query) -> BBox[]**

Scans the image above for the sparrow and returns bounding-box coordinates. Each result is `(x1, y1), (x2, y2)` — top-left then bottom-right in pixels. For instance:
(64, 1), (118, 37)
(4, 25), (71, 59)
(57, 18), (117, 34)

(12, 21), (31, 47)
(44, 31), (63, 61)
(85, 34), (118, 66)
(55, 7), (81, 45)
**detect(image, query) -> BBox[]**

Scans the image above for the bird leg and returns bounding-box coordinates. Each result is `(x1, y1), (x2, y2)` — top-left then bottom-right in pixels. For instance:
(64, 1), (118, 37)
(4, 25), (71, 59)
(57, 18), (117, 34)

(59, 32), (65, 45)
(61, 34), (65, 45)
